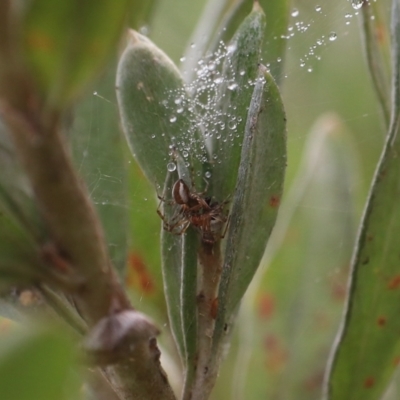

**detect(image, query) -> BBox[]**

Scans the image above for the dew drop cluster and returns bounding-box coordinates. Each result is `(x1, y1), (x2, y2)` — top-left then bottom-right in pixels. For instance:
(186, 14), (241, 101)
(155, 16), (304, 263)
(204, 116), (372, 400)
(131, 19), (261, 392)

(161, 42), (255, 172)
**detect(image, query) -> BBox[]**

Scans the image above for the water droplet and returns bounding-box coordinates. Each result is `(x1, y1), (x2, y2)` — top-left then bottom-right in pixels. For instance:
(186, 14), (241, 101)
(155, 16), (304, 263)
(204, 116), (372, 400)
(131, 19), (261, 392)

(315, 5), (322, 12)
(329, 32), (337, 41)
(227, 44), (237, 54)
(177, 107), (184, 114)
(174, 97), (182, 105)
(167, 162), (176, 172)
(351, 0), (363, 10)
(182, 151), (189, 158)
(190, 43), (196, 48)
(307, 67), (313, 73)
(205, 171), (212, 179)
(93, 91), (97, 96)
(139, 26), (149, 36)
(228, 83), (238, 91)
(228, 120), (237, 130)
(180, 56), (186, 62)
(170, 115), (177, 123)
(291, 8), (299, 17)
(151, 134), (156, 139)
(240, 70), (245, 76)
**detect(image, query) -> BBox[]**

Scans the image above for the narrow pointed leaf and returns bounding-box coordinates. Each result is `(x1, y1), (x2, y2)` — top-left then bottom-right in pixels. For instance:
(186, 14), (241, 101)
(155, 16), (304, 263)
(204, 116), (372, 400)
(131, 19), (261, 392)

(325, 2), (400, 399)
(360, 0), (391, 127)
(211, 3), (266, 202)
(214, 66), (286, 347)
(208, 0), (289, 84)
(235, 114), (359, 400)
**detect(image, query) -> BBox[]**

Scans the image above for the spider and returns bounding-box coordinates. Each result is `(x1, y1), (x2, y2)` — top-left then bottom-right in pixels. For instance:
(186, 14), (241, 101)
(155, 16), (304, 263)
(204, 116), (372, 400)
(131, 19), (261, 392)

(157, 178), (229, 244)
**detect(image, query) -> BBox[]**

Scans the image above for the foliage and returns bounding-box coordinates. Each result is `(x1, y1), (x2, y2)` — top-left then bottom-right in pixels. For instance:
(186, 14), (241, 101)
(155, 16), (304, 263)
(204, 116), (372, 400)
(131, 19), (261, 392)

(0, 0), (399, 400)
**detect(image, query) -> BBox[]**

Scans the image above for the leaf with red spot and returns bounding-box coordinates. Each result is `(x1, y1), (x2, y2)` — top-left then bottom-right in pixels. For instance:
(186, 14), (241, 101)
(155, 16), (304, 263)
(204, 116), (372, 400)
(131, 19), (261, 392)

(217, 113), (360, 400)
(325, 3), (400, 399)
(126, 252), (156, 295)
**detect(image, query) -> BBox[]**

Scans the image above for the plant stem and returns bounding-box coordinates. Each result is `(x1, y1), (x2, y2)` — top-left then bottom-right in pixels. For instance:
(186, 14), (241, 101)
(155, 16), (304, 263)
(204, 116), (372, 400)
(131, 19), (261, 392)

(189, 242), (223, 400)
(0, 102), (176, 400)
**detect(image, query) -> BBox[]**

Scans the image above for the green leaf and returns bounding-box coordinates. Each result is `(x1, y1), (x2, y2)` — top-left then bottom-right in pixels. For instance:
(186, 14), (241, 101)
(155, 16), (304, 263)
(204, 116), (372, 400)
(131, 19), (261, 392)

(0, 325), (81, 400)
(182, 0), (289, 85)
(211, 3), (266, 202)
(22, 0), (131, 107)
(160, 168), (198, 378)
(325, 2), (400, 399)
(214, 66), (287, 347)
(232, 114), (359, 400)
(360, 0), (391, 127)
(116, 31), (207, 190)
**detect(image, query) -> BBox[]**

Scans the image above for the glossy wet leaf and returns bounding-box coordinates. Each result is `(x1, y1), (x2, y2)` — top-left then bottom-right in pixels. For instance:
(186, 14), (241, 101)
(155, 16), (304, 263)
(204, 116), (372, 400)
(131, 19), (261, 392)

(116, 30), (206, 190)
(22, 0), (131, 107)
(214, 66), (287, 349)
(210, 0), (289, 84)
(211, 3), (266, 202)
(326, 2), (400, 399)
(0, 325), (80, 400)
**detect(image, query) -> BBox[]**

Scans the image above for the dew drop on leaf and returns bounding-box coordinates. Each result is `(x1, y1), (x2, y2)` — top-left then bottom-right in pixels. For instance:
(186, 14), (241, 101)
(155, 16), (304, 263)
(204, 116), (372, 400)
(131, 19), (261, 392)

(351, 0), (363, 10)
(167, 162), (176, 172)
(329, 32), (337, 41)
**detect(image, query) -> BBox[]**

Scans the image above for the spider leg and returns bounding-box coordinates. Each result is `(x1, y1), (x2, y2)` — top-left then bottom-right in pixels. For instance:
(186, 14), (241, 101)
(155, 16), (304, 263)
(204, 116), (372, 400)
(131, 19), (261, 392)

(219, 214), (231, 239)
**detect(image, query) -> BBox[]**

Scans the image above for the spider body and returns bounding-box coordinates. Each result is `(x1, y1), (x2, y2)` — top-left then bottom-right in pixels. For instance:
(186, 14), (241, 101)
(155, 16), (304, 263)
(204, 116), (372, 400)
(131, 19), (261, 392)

(157, 179), (229, 244)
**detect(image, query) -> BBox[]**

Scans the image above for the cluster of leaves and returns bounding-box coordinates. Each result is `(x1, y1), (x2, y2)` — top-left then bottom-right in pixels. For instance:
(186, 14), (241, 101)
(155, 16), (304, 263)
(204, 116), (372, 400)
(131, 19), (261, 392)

(1, 0), (400, 400)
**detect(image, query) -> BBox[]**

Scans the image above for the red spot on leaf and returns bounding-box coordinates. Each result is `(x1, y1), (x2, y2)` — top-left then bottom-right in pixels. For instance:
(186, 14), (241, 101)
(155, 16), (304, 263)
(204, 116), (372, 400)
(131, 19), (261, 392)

(303, 371), (324, 392)
(376, 23), (387, 44)
(394, 356), (400, 366)
(330, 279), (347, 302)
(367, 234), (374, 242)
(269, 195), (280, 208)
(27, 31), (54, 51)
(364, 376), (374, 389)
(210, 297), (218, 319)
(126, 252), (155, 294)
(258, 293), (275, 320)
(377, 316), (386, 327)
(263, 334), (287, 374)
(388, 275), (400, 290)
